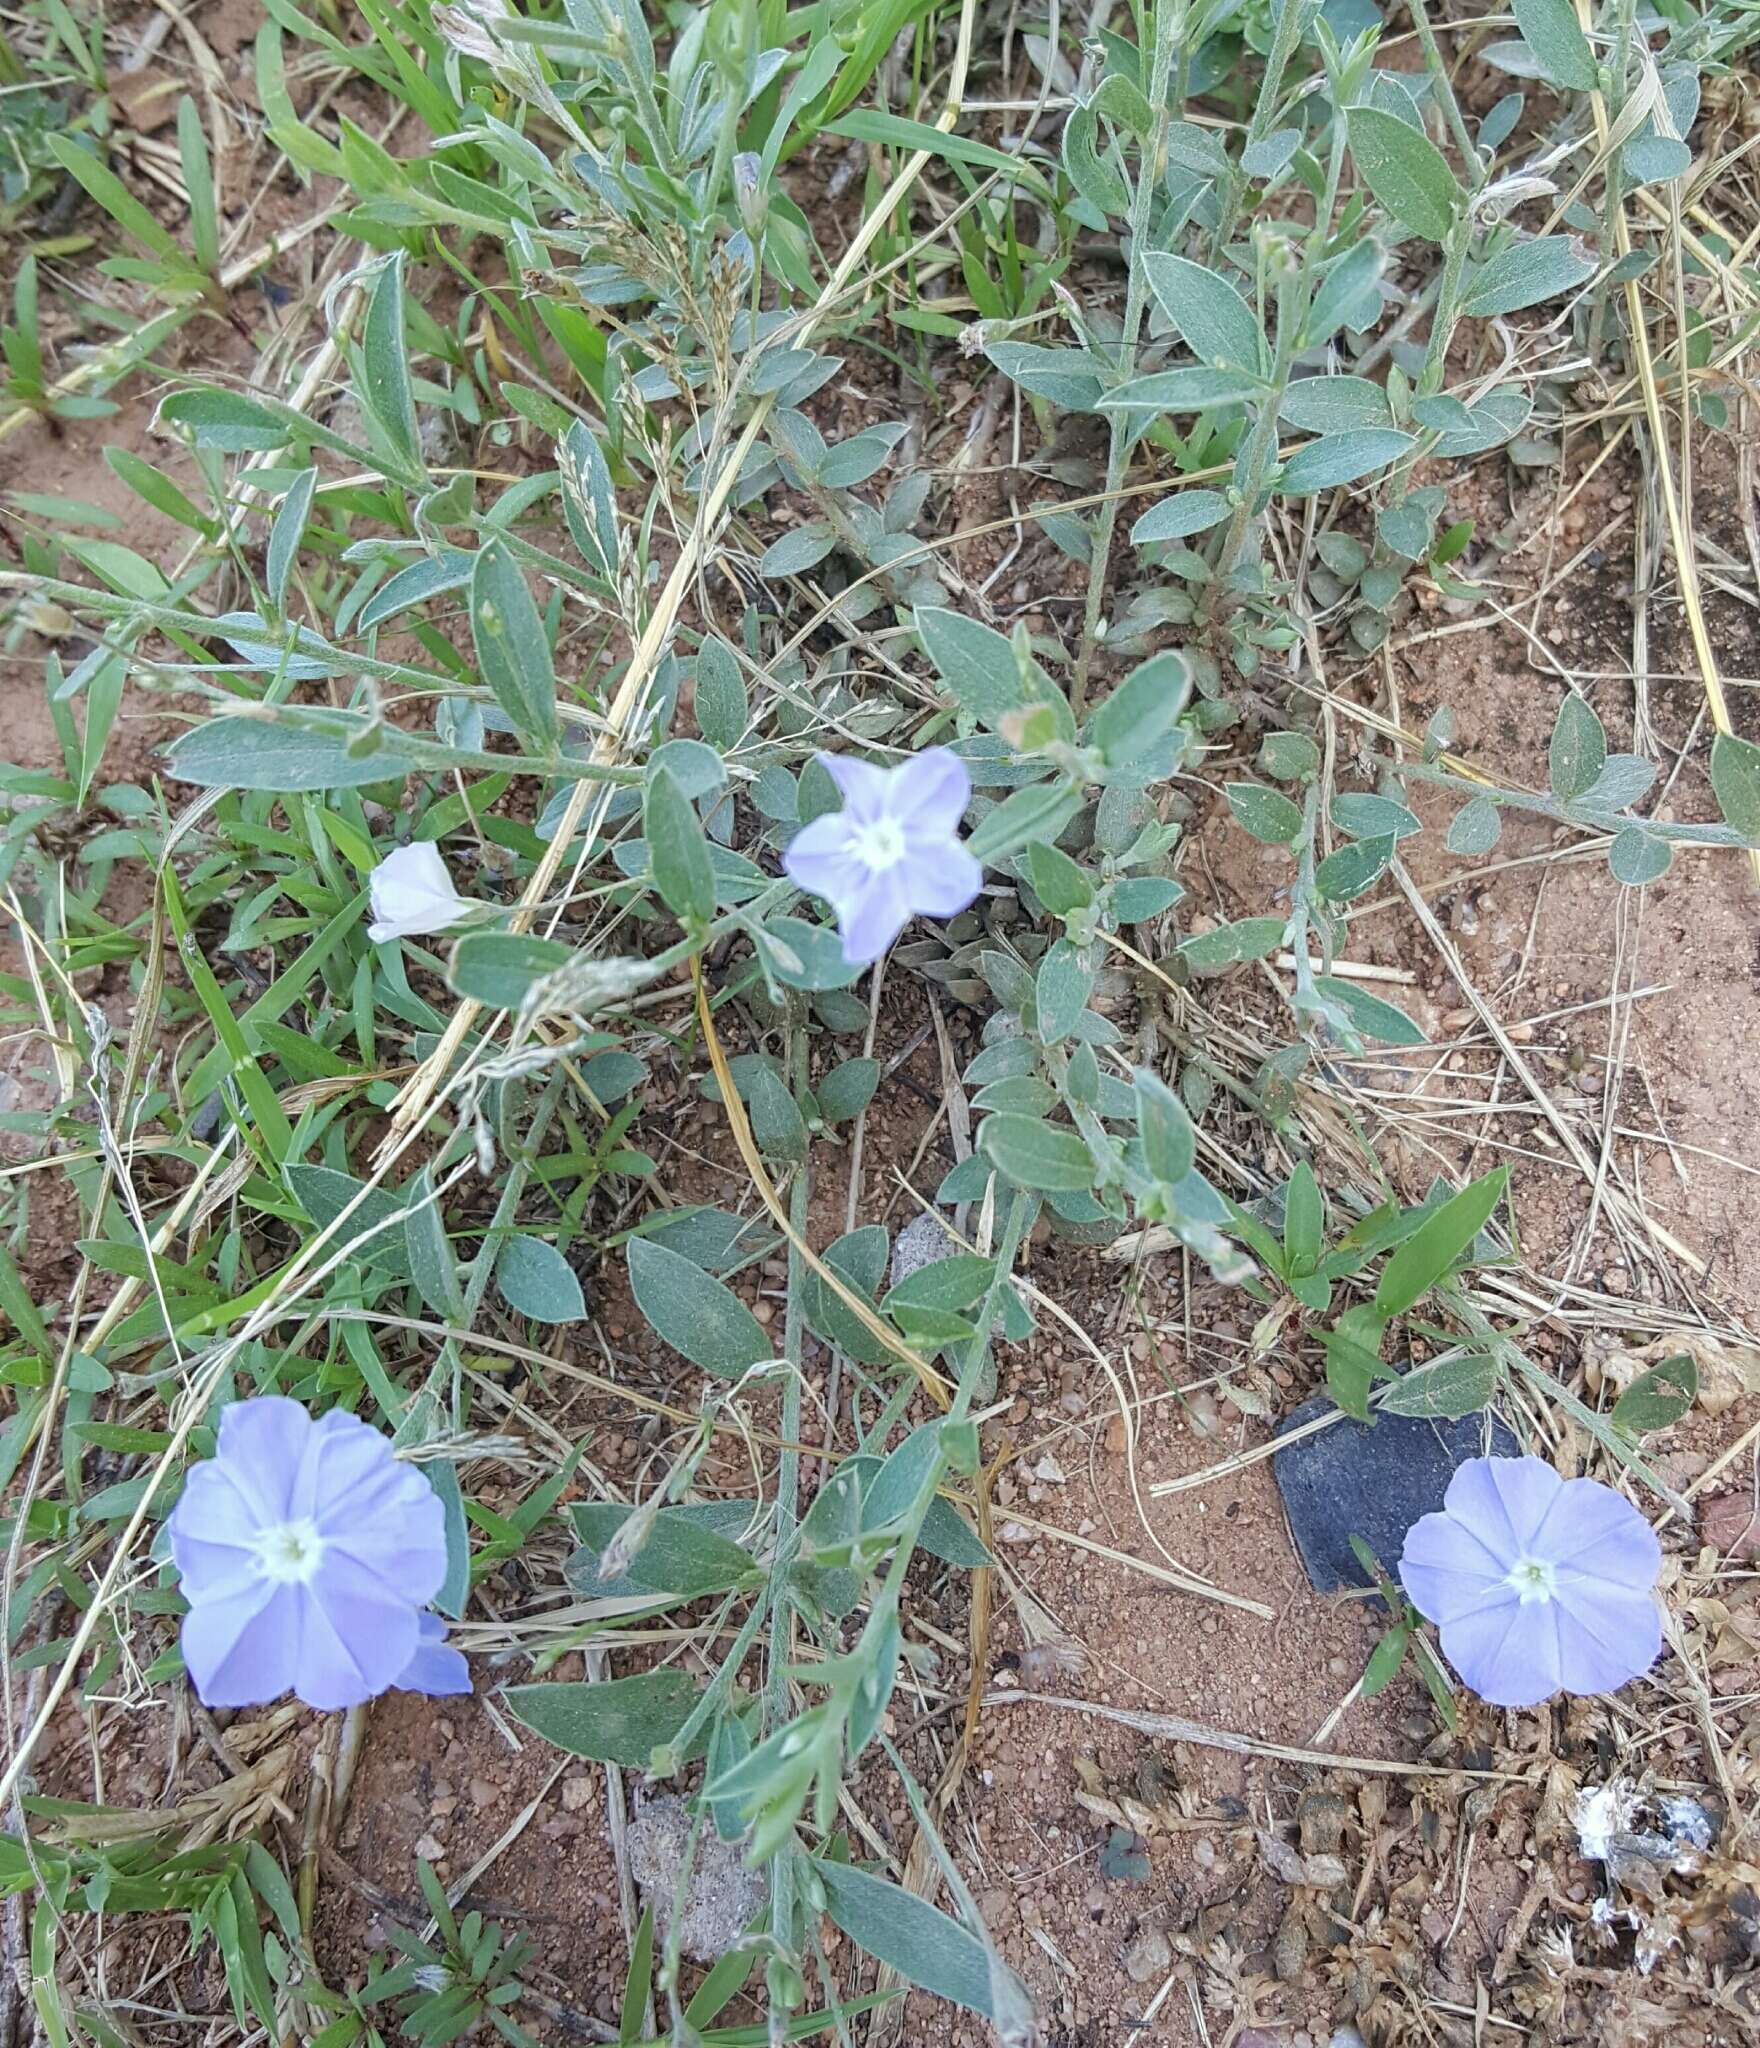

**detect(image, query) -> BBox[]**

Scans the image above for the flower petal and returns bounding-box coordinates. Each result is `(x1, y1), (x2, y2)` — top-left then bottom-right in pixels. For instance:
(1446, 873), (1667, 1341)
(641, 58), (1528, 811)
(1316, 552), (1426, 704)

(1442, 1454), (1561, 1560)
(1398, 1506), (1511, 1625)
(294, 1559), (422, 1710)
(896, 842), (982, 921)
(212, 1398), (311, 1526)
(180, 1582), (298, 1708)
(888, 746), (971, 835)
(781, 813), (863, 901)
(838, 869), (912, 965)
(1549, 1580), (1661, 1696)
(1439, 1590), (1564, 1708)
(1543, 1478), (1661, 1589)
(395, 1613), (472, 1697)
(300, 1416), (448, 1607)
(816, 752), (891, 818)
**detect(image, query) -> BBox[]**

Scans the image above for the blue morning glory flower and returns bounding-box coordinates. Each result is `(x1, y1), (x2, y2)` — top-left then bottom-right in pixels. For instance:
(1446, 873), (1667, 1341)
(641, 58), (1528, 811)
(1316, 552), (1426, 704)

(782, 746), (982, 965)
(168, 1398), (468, 1711)
(1399, 1455), (1662, 1709)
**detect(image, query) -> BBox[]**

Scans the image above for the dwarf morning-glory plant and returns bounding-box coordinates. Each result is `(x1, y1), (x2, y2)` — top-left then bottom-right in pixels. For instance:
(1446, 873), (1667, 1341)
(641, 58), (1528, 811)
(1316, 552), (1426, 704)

(782, 746), (982, 964)
(1399, 1456), (1662, 1710)
(168, 1398), (468, 1711)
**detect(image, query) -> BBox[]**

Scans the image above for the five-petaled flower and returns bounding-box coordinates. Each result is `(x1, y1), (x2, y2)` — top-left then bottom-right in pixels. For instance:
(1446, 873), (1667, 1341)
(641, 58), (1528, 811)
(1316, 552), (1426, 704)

(168, 1398), (469, 1711)
(367, 842), (478, 944)
(1399, 1455), (1661, 1709)
(781, 746), (982, 965)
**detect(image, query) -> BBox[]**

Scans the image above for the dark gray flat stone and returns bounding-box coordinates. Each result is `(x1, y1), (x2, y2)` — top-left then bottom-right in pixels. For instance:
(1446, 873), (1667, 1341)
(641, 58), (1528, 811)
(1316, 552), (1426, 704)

(1272, 1395), (1517, 1594)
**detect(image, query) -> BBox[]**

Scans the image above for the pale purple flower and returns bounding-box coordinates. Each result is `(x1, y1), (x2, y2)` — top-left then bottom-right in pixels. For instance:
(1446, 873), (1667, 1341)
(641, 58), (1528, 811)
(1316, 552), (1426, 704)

(1399, 1455), (1661, 1709)
(168, 1397), (467, 1712)
(782, 747), (981, 965)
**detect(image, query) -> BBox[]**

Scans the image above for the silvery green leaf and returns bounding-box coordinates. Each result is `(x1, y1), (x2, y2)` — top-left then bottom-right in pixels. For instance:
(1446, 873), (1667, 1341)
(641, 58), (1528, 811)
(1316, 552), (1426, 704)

(1280, 429), (1414, 494)
(1626, 136), (1691, 186)
(1100, 367), (1262, 412)
(496, 1233), (586, 1323)
(471, 540), (557, 747)
(1461, 235), (1597, 317)
(1427, 388), (1531, 456)
(983, 342), (1107, 411)
(1130, 490), (1231, 545)
(1260, 731), (1321, 781)
(1063, 101), (1129, 216)
(360, 252), (424, 478)
(1610, 1353), (1697, 1435)
(1711, 733), (1760, 840)
(505, 1672), (704, 1766)
(915, 606), (1030, 730)
(1035, 938), (1094, 1046)
(1279, 376), (1393, 435)
(1177, 917), (1286, 971)
(1377, 497), (1438, 561)
(1608, 826), (1671, 886)
(285, 1164), (410, 1275)
(1142, 253), (1262, 371)
(559, 420), (619, 580)
(359, 550), (473, 630)
(403, 1165), (464, 1321)
(1314, 835), (1395, 902)
(1346, 105), (1463, 242)
(1134, 1066), (1194, 1185)
(446, 931), (570, 1006)
(821, 422), (907, 488)
(1315, 976), (1427, 1047)
(1305, 238), (1385, 344)
(1510, 0), (1596, 90)
(1090, 648), (1192, 765)
(1226, 782), (1304, 845)
(649, 736), (726, 800)
(566, 1502), (760, 1600)
(966, 780), (1083, 863)
(756, 915), (861, 990)
(645, 764), (714, 924)
(1333, 794), (1422, 840)
(1242, 126), (1302, 180)
(1379, 1351), (1500, 1419)
(1446, 797), (1503, 855)
(1584, 753), (1656, 811)
(747, 1061), (807, 1160)
(818, 1057), (881, 1122)
(1548, 694), (1606, 801)
(167, 717), (416, 790)
(627, 1239), (773, 1377)
(266, 465), (315, 615)
(814, 1861), (1028, 2022)
(693, 637), (747, 749)
(1479, 91), (1524, 152)
(758, 523), (837, 577)
(978, 1114), (1095, 1191)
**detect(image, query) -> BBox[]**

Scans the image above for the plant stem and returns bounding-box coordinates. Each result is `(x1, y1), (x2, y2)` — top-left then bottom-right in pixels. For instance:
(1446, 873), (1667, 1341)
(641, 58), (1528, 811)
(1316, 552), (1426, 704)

(1070, 1), (1182, 719)
(1404, 0), (1479, 172)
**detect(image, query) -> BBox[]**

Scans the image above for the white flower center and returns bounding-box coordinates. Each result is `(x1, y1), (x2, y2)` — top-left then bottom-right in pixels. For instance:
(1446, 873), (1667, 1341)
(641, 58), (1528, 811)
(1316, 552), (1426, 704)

(848, 816), (907, 872)
(253, 1518), (327, 1586)
(1504, 1554), (1557, 1605)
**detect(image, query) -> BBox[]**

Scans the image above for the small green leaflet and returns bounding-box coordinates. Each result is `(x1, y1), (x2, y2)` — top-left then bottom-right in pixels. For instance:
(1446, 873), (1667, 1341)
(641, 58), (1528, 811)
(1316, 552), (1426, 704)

(626, 1238), (773, 1378)
(978, 1114), (1096, 1191)
(471, 539), (558, 748)
(1510, 0), (1597, 91)
(1346, 106), (1463, 243)
(813, 1860), (1029, 2021)
(505, 1671), (705, 1767)
(496, 1233), (587, 1323)
(1548, 693), (1606, 801)
(645, 764), (715, 925)
(1141, 253), (1262, 372)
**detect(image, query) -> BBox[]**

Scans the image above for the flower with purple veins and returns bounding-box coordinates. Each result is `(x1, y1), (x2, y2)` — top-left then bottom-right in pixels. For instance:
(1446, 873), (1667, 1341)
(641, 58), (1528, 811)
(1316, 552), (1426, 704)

(1398, 1454), (1662, 1709)
(781, 746), (982, 966)
(168, 1397), (468, 1712)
